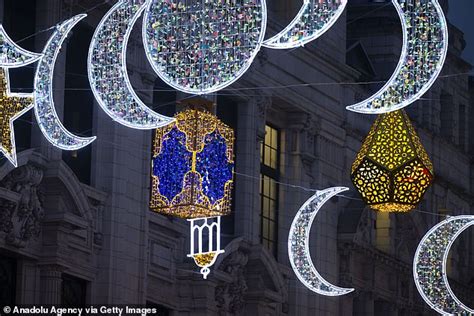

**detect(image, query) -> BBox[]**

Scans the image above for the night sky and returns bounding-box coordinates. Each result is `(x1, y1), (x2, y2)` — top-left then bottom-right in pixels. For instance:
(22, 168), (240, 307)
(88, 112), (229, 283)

(448, 0), (474, 69)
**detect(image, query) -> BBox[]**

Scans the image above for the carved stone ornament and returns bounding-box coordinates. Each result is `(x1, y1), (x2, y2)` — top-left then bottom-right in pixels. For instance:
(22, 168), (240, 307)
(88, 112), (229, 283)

(215, 250), (249, 315)
(0, 164), (44, 247)
(288, 112), (319, 182)
(255, 95), (272, 147)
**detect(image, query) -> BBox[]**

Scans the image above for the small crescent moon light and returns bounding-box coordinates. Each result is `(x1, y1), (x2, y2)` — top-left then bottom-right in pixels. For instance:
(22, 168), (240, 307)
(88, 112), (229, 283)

(413, 215), (474, 315)
(346, 0), (448, 114)
(88, 0), (174, 129)
(34, 15), (96, 150)
(263, 0), (347, 49)
(289, 187), (354, 296)
(0, 25), (42, 67)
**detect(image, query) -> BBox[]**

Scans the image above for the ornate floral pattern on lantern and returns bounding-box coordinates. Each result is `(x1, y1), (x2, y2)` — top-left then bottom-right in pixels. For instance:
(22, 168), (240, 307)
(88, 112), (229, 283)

(150, 109), (234, 219)
(351, 110), (434, 212)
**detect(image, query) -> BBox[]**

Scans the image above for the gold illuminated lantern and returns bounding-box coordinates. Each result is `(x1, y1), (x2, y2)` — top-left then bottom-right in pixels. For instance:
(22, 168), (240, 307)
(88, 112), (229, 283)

(150, 108), (234, 278)
(351, 110), (434, 212)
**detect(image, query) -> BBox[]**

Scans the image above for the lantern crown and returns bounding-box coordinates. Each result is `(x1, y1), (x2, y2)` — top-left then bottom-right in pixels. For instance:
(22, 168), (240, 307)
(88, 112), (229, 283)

(351, 110), (434, 212)
(150, 109), (234, 219)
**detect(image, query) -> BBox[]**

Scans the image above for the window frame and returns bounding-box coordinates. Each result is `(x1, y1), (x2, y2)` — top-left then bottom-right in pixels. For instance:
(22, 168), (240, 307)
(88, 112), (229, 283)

(259, 124), (281, 257)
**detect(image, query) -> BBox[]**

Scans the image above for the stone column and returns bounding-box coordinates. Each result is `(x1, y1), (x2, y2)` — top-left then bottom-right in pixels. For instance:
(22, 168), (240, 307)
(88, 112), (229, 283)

(234, 95), (270, 242)
(40, 265), (64, 305)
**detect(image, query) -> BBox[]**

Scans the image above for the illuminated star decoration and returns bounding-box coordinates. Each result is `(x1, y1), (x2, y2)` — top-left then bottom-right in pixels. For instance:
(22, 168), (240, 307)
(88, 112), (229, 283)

(0, 68), (34, 167)
(0, 23), (40, 167)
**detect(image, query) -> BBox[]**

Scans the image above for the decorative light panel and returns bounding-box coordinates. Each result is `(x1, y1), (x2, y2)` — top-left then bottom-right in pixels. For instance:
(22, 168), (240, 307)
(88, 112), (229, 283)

(150, 109), (234, 218)
(263, 0), (347, 49)
(88, 0), (174, 129)
(34, 15), (96, 150)
(0, 68), (35, 167)
(351, 110), (434, 212)
(0, 25), (42, 68)
(346, 0), (448, 114)
(289, 187), (354, 296)
(143, 0), (267, 94)
(413, 215), (474, 315)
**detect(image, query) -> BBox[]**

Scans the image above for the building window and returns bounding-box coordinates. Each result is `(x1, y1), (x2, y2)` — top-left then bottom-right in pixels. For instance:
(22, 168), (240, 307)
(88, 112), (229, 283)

(260, 125), (280, 257)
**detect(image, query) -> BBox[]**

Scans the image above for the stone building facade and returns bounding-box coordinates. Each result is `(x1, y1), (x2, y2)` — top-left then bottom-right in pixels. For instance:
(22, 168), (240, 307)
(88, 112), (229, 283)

(0, 0), (473, 315)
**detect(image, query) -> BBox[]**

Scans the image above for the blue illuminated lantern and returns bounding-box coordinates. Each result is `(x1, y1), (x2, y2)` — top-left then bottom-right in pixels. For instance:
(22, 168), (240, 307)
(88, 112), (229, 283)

(150, 108), (234, 279)
(150, 108), (234, 219)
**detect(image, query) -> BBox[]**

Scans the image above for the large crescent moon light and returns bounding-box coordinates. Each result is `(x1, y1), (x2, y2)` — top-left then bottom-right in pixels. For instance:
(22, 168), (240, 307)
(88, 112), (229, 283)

(289, 187), (354, 296)
(34, 15), (97, 150)
(142, 0), (267, 94)
(0, 25), (42, 68)
(263, 0), (347, 49)
(88, 0), (174, 129)
(346, 0), (448, 114)
(413, 215), (474, 315)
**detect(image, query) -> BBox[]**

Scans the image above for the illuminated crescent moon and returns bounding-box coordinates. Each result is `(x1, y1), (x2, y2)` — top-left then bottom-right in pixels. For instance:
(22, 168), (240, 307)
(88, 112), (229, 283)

(0, 24), (42, 67)
(263, 0), (347, 49)
(346, 0), (448, 114)
(88, 0), (174, 129)
(34, 15), (96, 150)
(289, 187), (354, 296)
(142, 0), (267, 94)
(413, 215), (474, 315)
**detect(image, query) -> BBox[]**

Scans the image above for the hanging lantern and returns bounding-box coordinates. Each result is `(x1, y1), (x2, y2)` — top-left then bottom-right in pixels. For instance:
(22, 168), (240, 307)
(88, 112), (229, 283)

(150, 108), (234, 278)
(351, 110), (434, 212)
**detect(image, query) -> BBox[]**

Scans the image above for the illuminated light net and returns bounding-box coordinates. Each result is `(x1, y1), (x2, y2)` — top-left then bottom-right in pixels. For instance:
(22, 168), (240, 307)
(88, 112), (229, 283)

(263, 0), (347, 49)
(413, 216), (474, 315)
(351, 110), (434, 212)
(0, 25), (42, 67)
(346, 0), (448, 114)
(35, 15), (96, 150)
(0, 68), (34, 167)
(143, 0), (267, 94)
